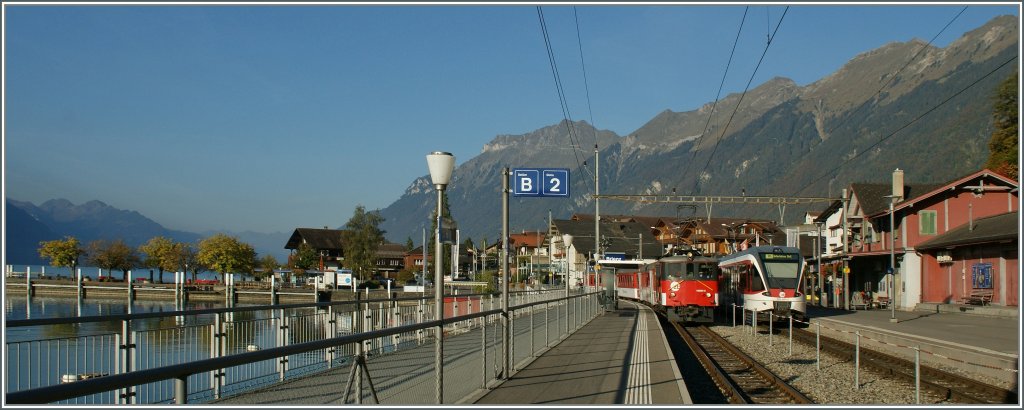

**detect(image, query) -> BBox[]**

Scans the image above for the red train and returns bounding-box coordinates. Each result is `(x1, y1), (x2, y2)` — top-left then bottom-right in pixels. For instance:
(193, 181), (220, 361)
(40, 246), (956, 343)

(596, 248), (721, 323)
(597, 245), (808, 325)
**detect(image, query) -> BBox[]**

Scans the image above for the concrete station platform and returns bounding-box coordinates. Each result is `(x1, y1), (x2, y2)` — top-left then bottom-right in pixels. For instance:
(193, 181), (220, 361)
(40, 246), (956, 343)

(806, 305), (1020, 386)
(471, 300), (692, 405)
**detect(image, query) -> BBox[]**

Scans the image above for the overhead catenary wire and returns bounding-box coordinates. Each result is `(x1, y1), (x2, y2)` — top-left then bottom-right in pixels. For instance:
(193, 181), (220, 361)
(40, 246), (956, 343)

(794, 54), (1018, 196)
(537, 6), (594, 194)
(573, 6), (598, 182)
(793, 6), (1004, 197)
(692, 6), (790, 193)
(821, 6), (969, 138)
(677, 6), (749, 190)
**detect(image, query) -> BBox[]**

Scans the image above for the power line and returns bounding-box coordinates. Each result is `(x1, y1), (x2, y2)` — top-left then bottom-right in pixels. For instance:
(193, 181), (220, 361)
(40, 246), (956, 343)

(822, 6), (969, 138)
(794, 54), (1017, 196)
(678, 6), (749, 188)
(692, 6), (789, 193)
(536, 7), (594, 194)
(573, 6), (598, 182)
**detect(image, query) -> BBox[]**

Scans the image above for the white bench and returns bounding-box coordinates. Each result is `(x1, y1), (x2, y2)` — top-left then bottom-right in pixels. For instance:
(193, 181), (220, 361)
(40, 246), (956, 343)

(850, 292), (870, 310)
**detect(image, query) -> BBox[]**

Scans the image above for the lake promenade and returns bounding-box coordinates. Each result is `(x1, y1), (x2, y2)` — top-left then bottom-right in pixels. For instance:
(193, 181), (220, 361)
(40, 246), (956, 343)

(4, 277), (371, 304)
(4, 275), (495, 305)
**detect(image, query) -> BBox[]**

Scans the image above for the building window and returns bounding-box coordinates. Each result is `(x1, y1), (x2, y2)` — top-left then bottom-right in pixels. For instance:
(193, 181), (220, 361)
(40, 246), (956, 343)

(919, 210), (937, 235)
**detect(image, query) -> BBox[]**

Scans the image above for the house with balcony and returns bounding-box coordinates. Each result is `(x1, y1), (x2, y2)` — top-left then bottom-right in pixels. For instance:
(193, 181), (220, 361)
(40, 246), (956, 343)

(655, 217), (784, 256)
(285, 227), (409, 280)
(284, 228), (346, 271)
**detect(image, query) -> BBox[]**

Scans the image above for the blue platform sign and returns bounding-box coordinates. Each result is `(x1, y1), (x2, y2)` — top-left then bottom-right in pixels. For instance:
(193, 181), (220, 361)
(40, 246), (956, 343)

(604, 252), (626, 261)
(512, 168), (570, 197)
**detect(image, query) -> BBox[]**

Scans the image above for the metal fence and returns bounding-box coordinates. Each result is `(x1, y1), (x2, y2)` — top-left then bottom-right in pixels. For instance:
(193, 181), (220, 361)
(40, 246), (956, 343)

(6, 289), (600, 404)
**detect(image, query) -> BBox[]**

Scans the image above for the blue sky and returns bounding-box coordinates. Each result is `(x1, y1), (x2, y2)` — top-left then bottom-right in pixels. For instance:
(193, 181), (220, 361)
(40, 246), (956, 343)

(3, 3), (1019, 234)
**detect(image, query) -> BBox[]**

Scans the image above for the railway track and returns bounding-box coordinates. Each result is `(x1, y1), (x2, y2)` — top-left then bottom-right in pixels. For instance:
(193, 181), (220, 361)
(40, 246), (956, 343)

(790, 327), (1017, 404)
(669, 321), (813, 404)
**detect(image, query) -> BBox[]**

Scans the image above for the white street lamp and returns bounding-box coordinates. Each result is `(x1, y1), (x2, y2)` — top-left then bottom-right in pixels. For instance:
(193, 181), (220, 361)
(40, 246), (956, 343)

(426, 151), (454, 404)
(562, 233), (573, 334)
(562, 233), (574, 292)
(885, 194), (900, 323)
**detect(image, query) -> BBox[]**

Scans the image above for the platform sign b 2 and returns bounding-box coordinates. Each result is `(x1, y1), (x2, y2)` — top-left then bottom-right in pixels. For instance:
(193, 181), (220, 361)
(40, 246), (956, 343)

(512, 168), (570, 197)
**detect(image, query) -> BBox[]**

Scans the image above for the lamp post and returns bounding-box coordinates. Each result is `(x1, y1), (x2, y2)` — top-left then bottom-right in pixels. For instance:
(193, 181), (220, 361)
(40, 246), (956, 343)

(562, 233), (573, 334)
(426, 151), (454, 404)
(815, 221), (824, 307)
(720, 224), (732, 253)
(562, 234), (574, 291)
(885, 194), (899, 323)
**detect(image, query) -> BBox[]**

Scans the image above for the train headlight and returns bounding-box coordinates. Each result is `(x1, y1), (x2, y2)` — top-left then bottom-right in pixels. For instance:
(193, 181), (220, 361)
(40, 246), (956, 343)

(705, 292), (712, 298)
(779, 291), (786, 298)
(670, 292), (676, 298)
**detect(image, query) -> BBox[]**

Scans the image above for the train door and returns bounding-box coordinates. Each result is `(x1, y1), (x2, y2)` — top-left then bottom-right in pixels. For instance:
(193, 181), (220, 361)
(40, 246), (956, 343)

(648, 265), (657, 305)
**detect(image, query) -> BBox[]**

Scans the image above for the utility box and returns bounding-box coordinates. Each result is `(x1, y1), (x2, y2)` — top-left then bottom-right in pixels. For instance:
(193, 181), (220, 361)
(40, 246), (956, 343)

(317, 270), (353, 290)
(601, 271), (617, 311)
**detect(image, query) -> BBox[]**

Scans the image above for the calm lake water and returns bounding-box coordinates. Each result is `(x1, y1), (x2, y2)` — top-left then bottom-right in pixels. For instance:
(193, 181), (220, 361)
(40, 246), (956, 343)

(4, 294), (257, 341)
(4, 294), (335, 404)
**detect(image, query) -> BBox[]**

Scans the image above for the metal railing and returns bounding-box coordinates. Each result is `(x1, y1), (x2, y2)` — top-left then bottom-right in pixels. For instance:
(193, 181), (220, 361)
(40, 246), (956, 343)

(6, 289), (601, 404)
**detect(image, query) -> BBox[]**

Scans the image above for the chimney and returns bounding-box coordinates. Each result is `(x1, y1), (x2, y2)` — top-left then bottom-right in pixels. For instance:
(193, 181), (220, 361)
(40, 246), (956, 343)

(892, 168), (904, 200)
(969, 203), (974, 231)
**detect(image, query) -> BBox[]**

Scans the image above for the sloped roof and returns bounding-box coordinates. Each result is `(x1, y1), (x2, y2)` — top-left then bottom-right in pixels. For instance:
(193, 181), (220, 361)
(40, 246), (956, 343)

(916, 211), (1019, 250)
(893, 169), (1019, 214)
(376, 243), (408, 258)
(285, 228), (346, 250)
(852, 183), (944, 217)
(552, 219), (662, 258)
(509, 231), (546, 249)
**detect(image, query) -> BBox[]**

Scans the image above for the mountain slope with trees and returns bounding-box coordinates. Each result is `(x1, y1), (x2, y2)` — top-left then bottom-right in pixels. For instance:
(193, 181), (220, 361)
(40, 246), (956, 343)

(379, 15), (1018, 244)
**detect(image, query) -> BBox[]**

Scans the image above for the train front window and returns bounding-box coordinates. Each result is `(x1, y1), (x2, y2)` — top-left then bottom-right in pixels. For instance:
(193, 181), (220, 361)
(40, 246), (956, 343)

(694, 263), (715, 280)
(662, 262), (684, 281)
(760, 252), (800, 289)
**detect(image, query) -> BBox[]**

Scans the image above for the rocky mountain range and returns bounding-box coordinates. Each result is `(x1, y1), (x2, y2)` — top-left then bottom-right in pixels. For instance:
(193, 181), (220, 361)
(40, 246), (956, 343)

(378, 15), (1019, 245)
(5, 16), (1018, 262)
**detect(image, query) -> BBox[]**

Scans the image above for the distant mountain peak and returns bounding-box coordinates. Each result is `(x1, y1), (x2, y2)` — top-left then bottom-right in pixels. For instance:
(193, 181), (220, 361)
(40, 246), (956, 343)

(377, 14), (1017, 245)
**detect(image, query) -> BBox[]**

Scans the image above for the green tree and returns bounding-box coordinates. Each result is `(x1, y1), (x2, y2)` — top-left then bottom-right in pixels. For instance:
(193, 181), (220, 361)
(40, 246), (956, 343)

(288, 242), (319, 275)
(197, 233), (256, 283)
(341, 205), (386, 281)
(139, 236), (177, 283)
(985, 72), (1018, 180)
(38, 236), (85, 279)
(396, 267), (417, 284)
(257, 254), (280, 281)
(88, 239), (141, 282)
(405, 237), (415, 251)
(172, 242), (205, 282)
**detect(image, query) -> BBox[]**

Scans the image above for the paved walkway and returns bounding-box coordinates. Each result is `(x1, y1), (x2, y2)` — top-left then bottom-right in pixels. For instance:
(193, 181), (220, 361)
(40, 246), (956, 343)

(473, 300), (691, 405)
(807, 305), (1019, 354)
(806, 305), (1019, 386)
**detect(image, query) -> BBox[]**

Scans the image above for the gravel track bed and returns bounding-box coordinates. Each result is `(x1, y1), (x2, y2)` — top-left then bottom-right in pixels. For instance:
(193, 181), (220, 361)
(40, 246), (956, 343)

(710, 324), (956, 405)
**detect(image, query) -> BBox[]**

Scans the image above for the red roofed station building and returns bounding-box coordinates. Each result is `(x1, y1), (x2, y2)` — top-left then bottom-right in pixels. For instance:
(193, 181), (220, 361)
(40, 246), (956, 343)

(844, 169), (1018, 310)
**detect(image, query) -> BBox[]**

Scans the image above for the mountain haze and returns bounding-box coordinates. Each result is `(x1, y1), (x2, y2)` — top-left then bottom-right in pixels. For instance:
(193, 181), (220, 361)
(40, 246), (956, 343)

(379, 15), (1019, 245)
(5, 199), (291, 265)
